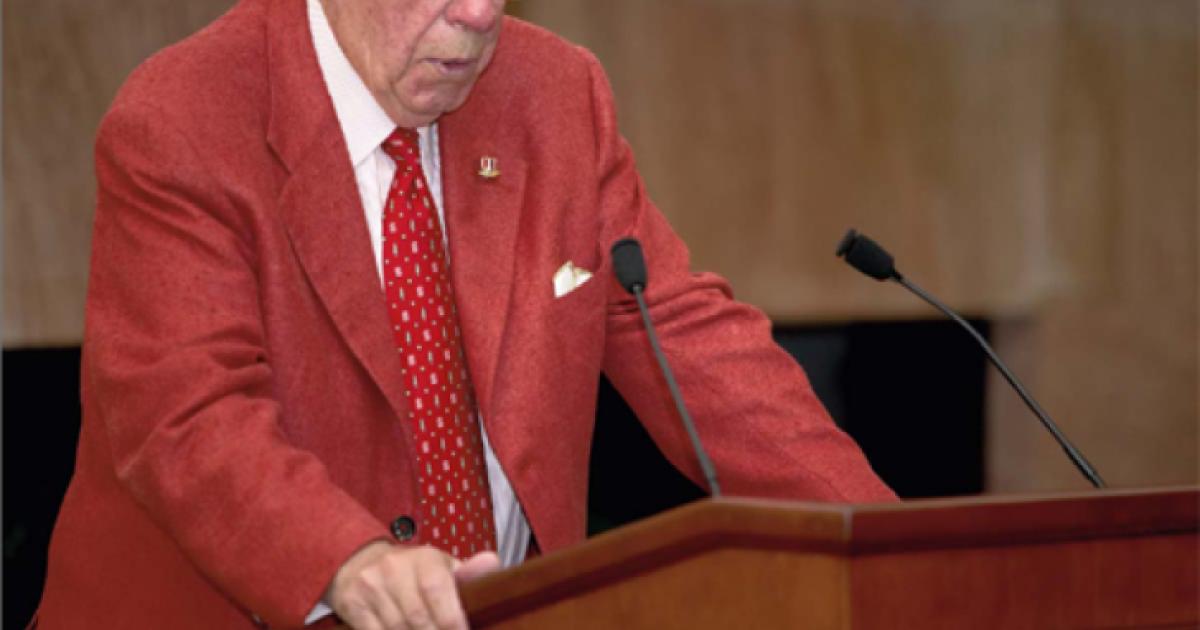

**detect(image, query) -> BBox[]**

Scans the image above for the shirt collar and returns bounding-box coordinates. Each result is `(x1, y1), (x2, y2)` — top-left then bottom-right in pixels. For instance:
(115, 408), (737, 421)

(308, 0), (423, 166)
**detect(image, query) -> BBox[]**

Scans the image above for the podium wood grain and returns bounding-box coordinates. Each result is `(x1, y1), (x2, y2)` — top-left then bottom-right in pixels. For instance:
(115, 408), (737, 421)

(333, 488), (1197, 628)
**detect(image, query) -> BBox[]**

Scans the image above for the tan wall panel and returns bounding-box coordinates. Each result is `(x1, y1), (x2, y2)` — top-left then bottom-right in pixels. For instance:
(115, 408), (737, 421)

(512, 0), (1198, 488)
(3, 0), (234, 346)
(514, 0), (1062, 322)
(989, 2), (1198, 490)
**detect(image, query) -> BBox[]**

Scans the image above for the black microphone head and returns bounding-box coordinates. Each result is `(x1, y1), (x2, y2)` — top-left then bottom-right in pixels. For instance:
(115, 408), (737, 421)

(611, 238), (648, 294)
(836, 229), (900, 281)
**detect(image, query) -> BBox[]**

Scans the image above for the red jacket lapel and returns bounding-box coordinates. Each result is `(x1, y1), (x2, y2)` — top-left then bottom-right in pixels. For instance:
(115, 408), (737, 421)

(265, 0), (411, 424)
(435, 45), (529, 419)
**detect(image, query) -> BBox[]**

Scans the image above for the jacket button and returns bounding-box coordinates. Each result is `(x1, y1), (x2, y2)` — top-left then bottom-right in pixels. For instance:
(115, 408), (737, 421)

(391, 516), (416, 542)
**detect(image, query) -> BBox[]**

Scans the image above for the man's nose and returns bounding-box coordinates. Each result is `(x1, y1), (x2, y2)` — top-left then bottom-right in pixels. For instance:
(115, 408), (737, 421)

(445, 0), (503, 33)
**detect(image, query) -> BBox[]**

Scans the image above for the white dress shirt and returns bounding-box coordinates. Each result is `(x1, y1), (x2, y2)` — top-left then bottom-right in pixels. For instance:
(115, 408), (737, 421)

(305, 0), (530, 620)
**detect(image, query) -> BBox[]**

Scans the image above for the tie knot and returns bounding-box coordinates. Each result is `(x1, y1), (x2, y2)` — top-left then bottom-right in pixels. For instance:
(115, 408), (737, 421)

(382, 128), (420, 163)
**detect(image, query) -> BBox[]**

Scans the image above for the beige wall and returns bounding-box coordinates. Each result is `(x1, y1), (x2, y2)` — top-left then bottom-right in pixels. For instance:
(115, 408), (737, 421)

(3, 0), (234, 346)
(987, 2), (1198, 491)
(5, 0), (1196, 489)
(512, 0), (1198, 490)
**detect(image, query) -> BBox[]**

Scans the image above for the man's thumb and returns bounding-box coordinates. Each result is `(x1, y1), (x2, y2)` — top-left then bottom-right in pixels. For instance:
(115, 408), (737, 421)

(453, 550), (502, 582)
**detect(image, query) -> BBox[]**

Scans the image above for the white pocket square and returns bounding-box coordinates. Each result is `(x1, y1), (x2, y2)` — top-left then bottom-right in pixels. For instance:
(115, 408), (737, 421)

(553, 261), (593, 298)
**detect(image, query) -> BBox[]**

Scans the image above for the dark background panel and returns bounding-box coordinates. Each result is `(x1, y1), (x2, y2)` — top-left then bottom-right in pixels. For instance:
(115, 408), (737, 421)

(3, 320), (987, 626)
(4, 348), (83, 629)
(587, 319), (987, 532)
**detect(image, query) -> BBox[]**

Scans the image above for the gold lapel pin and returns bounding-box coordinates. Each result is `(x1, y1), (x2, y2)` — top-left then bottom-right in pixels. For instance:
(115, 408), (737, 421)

(478, 156), (500, 180)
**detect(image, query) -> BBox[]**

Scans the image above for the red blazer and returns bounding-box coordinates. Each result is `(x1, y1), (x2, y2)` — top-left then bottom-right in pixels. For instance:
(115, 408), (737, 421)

(38, 0), (894, 627)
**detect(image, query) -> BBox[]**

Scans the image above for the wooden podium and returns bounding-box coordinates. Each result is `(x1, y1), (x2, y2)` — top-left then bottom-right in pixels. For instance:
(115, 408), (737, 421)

(453, 488), (1198, 628)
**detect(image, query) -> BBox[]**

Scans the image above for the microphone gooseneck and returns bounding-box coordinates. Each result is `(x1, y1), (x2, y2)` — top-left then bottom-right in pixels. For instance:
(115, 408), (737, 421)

(609, 238), (722, 497)
(836, 229), (1106, 489)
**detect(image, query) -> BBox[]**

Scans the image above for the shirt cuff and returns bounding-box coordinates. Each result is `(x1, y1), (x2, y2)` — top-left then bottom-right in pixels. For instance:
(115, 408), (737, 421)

(305, 602), (334, 625)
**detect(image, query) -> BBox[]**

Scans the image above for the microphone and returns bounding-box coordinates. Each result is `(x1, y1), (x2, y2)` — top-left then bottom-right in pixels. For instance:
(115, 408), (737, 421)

(611, 238), (648, 293)
(835, 230), (899, 281)
(835, 229), (1106, 489)
(610, 238), (722, 497)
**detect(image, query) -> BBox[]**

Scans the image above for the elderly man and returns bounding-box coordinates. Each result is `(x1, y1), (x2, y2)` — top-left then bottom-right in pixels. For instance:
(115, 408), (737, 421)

(36, 0), (894, 628)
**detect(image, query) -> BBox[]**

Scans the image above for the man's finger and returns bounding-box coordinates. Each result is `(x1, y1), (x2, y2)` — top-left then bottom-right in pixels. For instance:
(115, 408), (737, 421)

(394, 551), (442, 629)
(415, 556), (469, 630)
(364, 575), (406, 630)
(453, 551), (502, 583)
(338, 596), (385, 630)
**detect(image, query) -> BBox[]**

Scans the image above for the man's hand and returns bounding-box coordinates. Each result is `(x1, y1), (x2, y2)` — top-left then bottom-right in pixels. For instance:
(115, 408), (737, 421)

(327, 541), (501, 630)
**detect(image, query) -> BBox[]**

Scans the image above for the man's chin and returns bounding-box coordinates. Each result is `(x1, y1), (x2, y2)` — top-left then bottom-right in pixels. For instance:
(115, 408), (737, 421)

(390, 91), (473, 127)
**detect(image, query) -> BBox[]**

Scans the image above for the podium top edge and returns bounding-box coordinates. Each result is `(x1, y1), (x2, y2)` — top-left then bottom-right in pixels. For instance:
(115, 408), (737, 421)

(459, 488), (1196, 625)
(704, 485), (1199, 513)
(693, 486), (1198, 547)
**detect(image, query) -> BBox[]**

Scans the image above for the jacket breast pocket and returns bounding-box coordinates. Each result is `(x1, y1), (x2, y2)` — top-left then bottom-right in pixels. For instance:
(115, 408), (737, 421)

(541, 274), (606, 361)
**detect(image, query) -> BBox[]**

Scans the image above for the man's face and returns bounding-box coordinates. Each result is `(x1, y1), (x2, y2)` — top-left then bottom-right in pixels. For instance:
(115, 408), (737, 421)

(321, 0), (506, 128)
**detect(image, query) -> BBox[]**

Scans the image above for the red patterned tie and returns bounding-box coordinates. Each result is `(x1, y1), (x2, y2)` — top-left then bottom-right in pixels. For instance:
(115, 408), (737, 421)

(380, 128), (496, 559)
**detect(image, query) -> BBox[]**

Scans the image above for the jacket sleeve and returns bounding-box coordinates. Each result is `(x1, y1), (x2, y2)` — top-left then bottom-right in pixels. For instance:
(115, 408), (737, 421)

(86, 101), (392, 627)
(583, 51), (897, 503)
